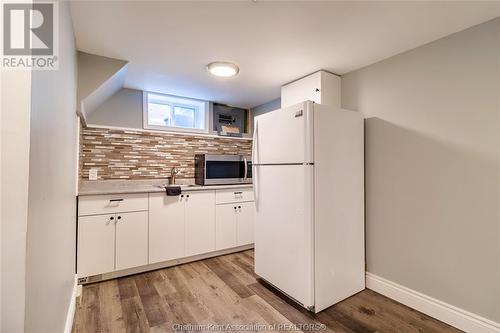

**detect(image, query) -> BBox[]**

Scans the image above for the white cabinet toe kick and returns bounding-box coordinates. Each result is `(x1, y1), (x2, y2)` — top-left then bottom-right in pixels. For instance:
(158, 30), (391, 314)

(77, 188), (255, 284)
(77, 244), (254, 285)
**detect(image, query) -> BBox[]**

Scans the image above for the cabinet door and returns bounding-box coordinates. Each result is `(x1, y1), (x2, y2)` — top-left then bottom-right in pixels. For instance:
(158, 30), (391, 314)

(115, 211), (148, 271)
(149, 193), (185, 263)
(185, 191), (215, 256)
(216, 204), (237, 250)
(237, 202), (255, 246)
(77, 214), (115, 277)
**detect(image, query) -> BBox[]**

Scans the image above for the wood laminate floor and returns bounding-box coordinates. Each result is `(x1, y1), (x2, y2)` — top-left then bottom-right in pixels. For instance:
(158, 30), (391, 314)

(73, 250), (461, 333)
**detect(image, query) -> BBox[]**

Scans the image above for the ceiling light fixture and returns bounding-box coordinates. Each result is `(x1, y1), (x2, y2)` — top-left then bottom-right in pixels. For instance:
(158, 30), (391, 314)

(206, 62), (239, 78)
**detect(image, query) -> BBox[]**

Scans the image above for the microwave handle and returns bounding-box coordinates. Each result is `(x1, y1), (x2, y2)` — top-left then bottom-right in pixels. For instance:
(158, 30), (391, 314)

(243, 157), (248, 180)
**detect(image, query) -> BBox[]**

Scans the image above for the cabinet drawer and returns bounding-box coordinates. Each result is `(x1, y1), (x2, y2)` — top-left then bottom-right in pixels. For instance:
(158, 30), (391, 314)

(216, 188), (254, 204)
(79, 193), (148, 216)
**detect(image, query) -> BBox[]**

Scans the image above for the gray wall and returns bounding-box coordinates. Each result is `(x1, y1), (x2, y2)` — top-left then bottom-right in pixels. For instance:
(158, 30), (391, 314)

(251, 98), (281, 117)
(77, 51), (128, 119)
(250, 98), (281, 130)
(342, 18), (500, 322)
(77, 51), (127, 105)
(24, 2), (79, 332)
(87, 88), (143, 128)
(87, 89), (282, 131)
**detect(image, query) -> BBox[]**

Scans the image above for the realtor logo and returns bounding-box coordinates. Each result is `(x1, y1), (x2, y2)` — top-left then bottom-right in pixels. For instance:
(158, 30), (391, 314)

(1, 1), (58, 69)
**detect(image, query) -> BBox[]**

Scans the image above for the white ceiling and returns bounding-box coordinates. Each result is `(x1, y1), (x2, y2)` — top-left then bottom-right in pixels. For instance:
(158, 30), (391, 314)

(70, 1), (500, 109)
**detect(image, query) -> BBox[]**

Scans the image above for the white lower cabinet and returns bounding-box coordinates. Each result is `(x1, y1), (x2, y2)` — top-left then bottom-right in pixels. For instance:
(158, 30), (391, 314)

(215, 201), (255, 251)
(78, 211), (148, 277)
(115, 211), (148, 271)
(216, 205), (238, 250)
(237, 202), (255, 246)
(78, 187), (252, 279)
(185, 191), (216, 256)
(149, 191), (216, 262)
(149, 194), (185, 263)
(77, 214), (115, 277)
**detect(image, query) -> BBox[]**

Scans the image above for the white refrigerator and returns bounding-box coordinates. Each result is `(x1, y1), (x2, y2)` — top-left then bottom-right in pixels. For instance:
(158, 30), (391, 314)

(252, 101), (365, 313)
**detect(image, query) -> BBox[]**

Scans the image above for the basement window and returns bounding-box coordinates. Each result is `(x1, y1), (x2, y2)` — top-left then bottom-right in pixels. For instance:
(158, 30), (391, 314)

(143, 92), (209, 133)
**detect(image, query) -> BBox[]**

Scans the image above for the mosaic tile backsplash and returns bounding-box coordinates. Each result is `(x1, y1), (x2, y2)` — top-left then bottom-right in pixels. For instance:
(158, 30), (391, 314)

(80, 127), (253, 180)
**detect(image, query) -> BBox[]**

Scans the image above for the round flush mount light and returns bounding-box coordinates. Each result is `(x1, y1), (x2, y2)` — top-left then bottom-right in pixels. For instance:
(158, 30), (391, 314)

(206, 62), (239, 78)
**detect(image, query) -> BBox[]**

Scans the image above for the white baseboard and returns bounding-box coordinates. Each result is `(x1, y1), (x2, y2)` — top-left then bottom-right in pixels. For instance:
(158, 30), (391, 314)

(366, 272), (500, 333)
(63, 275), (78, 333)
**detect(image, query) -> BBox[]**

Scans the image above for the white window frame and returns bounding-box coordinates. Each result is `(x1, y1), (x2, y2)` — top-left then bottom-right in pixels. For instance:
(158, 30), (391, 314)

(143, 91), (210, 134)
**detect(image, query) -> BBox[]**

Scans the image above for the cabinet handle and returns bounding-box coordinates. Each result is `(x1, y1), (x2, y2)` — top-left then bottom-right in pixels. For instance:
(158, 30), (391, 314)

(186, 194), (190, 198)
(117, 216), (122, 220)
(181, 195), (184, 198)
(110, 216), (114, 220)
(109, 198), (124, 202)
(234, 206), (237, 210)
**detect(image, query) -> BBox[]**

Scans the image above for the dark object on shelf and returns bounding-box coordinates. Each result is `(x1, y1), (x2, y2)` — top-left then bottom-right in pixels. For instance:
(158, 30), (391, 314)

(213, 103), (248, 136)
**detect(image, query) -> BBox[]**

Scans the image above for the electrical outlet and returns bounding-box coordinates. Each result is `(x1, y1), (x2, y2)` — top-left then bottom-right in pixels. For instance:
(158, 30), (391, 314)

(89, 168), (98, 181)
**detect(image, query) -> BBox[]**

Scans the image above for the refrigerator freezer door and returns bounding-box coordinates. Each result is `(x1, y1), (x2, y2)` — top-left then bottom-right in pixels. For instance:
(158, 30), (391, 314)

(253, 164), (314, 308)
(253, 101), (313, 165)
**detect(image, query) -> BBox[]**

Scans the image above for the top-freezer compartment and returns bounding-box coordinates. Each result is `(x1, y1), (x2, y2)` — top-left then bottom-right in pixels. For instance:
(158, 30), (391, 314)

(253, 101), (313, 164)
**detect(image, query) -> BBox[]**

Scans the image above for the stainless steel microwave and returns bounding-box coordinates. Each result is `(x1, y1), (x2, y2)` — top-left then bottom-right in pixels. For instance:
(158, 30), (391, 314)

(195, 154), (252, 185)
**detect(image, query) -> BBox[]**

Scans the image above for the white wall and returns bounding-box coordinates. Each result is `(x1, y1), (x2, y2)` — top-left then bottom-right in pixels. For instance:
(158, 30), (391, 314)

(24, 2), (79, 332)
(342, 17), (500, 322)
(1, 70), (32, 333)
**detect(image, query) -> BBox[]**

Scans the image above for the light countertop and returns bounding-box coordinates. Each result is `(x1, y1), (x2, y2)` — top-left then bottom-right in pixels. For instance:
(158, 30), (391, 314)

(78, 179), (253, 196)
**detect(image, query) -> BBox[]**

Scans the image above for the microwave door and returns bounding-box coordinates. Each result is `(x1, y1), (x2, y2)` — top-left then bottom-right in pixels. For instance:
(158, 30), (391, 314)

(204, 156), (249, 185)
(245, 158), (252, 180)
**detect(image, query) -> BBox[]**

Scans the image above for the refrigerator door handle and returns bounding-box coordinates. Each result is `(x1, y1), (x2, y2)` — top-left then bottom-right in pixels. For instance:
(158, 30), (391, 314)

(252, 119), (258, 165)
(252, 120), (259, 209)
(253, 165), (259, 210)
